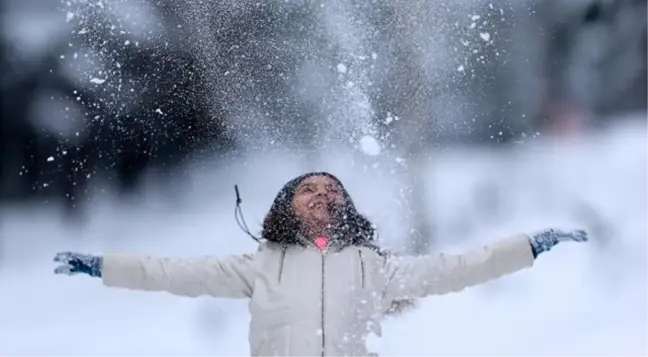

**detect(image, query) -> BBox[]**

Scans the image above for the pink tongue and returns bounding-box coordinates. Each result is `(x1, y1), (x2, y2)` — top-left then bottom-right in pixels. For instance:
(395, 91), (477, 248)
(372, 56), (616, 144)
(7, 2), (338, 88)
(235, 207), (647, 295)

(314, 236), (329, 252)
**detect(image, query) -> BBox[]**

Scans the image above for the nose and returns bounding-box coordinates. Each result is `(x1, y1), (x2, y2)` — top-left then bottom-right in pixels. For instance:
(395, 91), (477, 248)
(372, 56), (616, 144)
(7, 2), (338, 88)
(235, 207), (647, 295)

(315, 186), (328, 197)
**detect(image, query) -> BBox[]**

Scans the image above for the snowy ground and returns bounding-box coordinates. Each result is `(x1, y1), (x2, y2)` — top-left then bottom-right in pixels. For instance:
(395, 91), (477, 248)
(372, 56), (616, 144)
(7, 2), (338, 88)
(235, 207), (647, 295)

(0, 118), (646, 356)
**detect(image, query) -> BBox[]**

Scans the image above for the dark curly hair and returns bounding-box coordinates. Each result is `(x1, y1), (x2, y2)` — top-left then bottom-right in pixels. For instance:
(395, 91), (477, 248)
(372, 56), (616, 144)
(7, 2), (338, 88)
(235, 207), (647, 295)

(261, 172), (377, 248)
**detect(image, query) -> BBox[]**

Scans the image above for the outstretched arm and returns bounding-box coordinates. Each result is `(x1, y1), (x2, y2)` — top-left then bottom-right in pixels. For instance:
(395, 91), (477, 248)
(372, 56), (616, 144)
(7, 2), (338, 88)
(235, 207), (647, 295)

(383, 229), (587, 300)
(54, 252), (256, 299)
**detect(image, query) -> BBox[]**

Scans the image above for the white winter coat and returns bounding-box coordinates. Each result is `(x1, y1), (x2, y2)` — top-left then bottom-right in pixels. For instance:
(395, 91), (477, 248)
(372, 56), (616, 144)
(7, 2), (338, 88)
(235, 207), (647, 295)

(102, 234), (535, 356)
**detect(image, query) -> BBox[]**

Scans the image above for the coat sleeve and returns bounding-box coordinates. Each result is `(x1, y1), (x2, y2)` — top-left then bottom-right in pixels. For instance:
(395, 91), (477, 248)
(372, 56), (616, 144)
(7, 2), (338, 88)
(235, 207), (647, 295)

(101, 253), (256, 298)
(383, 234), (534, 300)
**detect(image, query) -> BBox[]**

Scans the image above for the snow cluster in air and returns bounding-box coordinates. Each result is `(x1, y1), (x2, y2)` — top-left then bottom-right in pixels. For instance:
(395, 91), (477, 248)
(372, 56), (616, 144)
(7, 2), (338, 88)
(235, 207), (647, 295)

(359, 136), (381, 156)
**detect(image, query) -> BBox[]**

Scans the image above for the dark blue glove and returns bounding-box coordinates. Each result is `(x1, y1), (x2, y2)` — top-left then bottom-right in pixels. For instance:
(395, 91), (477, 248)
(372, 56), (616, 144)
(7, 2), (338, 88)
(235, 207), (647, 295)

(529, 228), (588, 258)
(54, 252), (103, 278)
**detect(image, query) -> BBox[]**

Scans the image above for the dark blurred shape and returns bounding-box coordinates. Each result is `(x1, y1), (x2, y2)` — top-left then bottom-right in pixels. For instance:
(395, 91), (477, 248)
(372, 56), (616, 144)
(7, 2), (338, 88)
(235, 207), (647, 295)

(583, 2), (602, 23)
(1, 0), (235, 214)
(533, 0), (647, 134)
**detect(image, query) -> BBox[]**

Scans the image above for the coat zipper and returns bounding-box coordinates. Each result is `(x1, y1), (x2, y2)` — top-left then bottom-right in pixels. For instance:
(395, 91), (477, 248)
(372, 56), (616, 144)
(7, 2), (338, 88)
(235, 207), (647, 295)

(358, 250), (366, 288)
(320, 249), (326, 357)
(277, 246), (287, 283)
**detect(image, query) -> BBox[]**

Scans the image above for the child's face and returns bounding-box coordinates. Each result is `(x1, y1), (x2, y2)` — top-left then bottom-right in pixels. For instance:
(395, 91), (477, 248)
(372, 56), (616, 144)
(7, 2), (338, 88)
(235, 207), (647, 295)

(291, 175), (345, 235)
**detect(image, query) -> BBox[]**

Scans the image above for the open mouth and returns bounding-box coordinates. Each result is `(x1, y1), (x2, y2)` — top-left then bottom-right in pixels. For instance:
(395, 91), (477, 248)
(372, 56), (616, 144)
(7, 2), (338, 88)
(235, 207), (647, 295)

(308, 201), (327, 209)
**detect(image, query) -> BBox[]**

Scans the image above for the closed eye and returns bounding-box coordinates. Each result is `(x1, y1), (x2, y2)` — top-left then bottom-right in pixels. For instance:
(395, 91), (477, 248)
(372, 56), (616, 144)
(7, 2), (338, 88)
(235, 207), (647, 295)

(298, 184), (315, 193)
(326, 185), (341, 194)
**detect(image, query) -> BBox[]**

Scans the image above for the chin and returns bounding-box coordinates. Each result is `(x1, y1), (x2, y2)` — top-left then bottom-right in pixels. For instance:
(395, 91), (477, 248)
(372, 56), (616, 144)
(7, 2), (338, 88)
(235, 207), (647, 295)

(315, 217), (332, 225)
(312, 216), (332, 227)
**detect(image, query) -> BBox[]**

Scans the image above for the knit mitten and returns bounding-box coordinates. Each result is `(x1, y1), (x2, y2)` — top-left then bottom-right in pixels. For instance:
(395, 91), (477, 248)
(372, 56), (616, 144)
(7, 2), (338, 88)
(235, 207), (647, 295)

(529, 229), (588, 258)
(54, 252), (103, 278)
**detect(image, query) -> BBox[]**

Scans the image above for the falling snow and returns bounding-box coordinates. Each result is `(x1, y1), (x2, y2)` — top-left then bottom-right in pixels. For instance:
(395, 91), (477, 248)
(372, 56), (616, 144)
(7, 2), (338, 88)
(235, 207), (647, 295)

(359, 135), (381, 156)
(383, 113), (398, 125)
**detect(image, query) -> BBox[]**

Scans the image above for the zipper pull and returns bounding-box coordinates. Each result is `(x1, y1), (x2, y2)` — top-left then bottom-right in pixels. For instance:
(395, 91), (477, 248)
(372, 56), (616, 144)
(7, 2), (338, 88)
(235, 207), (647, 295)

(314, 236), (329, 253)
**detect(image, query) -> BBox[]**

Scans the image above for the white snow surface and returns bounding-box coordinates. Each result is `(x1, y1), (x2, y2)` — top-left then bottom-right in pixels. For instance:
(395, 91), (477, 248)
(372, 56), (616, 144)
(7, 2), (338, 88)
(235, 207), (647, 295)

(0, 119), (646, 355)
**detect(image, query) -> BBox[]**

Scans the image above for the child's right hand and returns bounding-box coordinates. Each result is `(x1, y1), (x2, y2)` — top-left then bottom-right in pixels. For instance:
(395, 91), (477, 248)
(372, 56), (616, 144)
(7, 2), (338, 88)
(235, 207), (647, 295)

(54, 252), (103, 278)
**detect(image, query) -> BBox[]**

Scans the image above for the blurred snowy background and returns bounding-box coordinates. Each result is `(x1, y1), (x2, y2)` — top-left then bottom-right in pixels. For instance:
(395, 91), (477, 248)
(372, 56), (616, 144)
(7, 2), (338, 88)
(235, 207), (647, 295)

(0, 0), (646, 355)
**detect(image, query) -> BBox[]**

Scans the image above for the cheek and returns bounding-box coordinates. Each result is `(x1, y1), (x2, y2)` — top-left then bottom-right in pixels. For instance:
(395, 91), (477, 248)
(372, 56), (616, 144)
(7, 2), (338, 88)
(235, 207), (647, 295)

(291, 198), (308, 217)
